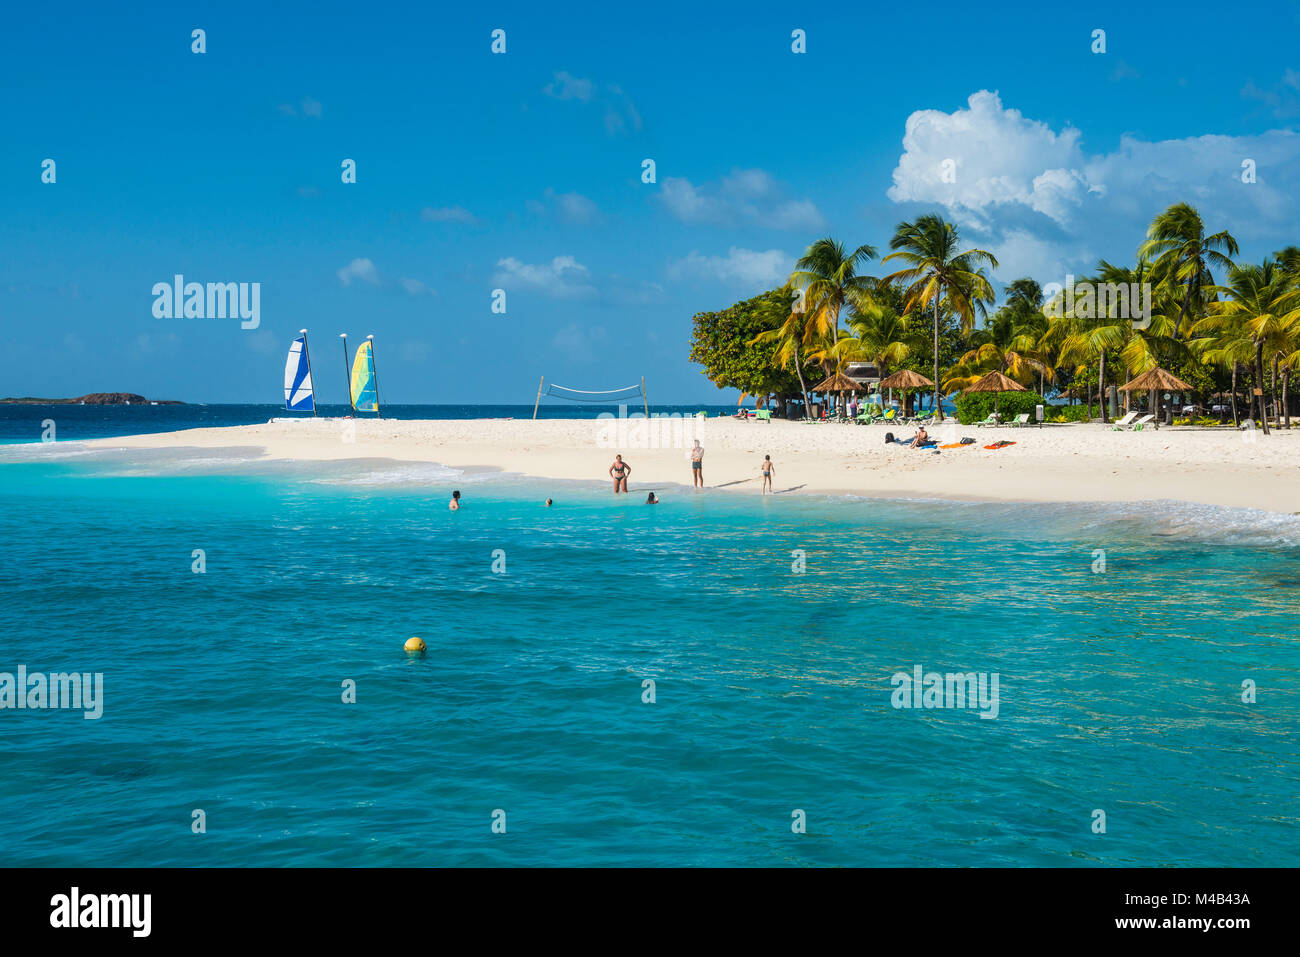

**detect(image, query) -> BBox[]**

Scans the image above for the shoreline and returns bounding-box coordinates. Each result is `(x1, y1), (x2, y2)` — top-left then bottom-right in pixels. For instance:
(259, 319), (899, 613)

(36, 415), (1299, 514)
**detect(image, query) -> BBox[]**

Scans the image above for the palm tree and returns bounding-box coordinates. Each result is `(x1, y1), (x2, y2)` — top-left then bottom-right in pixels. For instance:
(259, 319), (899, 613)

(1192, 261), (1300, 435)
(1273, 248), (1300, 426)
(831, 297), (915, 409)
(789, 238), (878, 353)
(946, 306), (1053, 392)
(881, 215), (998, 421)
(1040, 273), (1130, 423)
(1139, 203), (1238, 345)
(749, 283), (817, 418)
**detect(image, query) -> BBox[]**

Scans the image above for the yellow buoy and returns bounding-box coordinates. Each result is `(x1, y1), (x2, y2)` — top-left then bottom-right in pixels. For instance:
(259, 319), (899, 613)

(404, 636), (426, 653)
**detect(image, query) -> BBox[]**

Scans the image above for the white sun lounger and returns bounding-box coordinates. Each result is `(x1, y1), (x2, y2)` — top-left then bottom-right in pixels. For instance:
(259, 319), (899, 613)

(1109, 412), (1139, 430)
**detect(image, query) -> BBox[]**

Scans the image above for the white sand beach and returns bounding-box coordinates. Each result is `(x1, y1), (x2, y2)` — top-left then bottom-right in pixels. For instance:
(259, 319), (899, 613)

(77, 416), (1300, 512)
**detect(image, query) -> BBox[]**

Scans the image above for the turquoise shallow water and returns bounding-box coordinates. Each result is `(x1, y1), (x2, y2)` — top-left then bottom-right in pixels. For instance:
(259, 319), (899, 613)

(1, 445), (1298, 866)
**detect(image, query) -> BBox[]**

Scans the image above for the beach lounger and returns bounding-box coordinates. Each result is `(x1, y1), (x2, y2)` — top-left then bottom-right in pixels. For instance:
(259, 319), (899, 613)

(974, 413), (1001, 427)
(1006, 413), (1030, 427)
(1129, 414), (1156, 431)
(754, 409), (771, 422)
(1109, 412), (1139, 430)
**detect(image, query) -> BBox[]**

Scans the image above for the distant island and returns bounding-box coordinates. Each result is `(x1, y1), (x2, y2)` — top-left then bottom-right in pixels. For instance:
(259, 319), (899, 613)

(0, 393), (183, 405)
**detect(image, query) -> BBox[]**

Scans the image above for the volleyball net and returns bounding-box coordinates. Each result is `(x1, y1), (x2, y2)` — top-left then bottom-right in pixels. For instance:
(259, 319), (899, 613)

(532, 377), (649, 418)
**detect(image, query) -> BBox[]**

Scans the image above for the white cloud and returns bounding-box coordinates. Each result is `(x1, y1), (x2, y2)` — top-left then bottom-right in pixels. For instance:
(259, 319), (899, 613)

(337, 258), (380, 286)
(886, 89), (1300, 279)
(398, 277), (435, 296)
(544, 71), (595, 102)
(1242, 69), (1300, 118)
(543, 72), (641, 136)
(420, 205), (477, 224)
(887, 91), (1092, 229)
(493, 255), (596, 298)
(658, 169), (824, 230)
(528, 188), (602, 225)
(278, 96), (323, 118)
(667, 247), (793, 288)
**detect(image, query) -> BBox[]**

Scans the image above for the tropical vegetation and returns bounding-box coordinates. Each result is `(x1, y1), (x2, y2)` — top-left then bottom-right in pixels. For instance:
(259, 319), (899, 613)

(688, 201), (1300, 434)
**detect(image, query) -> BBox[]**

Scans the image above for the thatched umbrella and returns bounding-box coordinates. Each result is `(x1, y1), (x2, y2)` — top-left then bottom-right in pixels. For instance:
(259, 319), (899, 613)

(963, 370), (1028, 418)
(877, 369), (935, 417)
(810, 371), (863, 417)
(1119, 367), (1193, 425)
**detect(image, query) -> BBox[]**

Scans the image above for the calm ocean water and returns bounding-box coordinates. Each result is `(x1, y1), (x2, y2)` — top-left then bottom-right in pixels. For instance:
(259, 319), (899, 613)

(1, 420), (1298, 866)
(0, 403), (745, 444)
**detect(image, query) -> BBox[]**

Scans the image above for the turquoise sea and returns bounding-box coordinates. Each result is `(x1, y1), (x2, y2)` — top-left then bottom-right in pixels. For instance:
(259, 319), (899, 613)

(1, 417), (1298, 866)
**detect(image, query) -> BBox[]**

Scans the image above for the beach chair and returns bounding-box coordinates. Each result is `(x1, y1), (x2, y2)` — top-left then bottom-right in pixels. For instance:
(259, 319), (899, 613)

(1129, 414), (1156, 431)
(1006, 413), (1030, 427)
(974, 413), (1001, 427)
(754, 409), (771, 422)
(1109, 412), (1139, 431)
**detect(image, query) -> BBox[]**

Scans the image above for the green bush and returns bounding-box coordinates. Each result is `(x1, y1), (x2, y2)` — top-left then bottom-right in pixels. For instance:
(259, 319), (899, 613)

(1050, 404), (1096, 423)
(954, 390), (1047, 424)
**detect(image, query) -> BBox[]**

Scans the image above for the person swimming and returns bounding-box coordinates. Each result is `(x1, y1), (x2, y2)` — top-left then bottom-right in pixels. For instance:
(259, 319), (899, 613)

(448, 490), (461, 510)
(645, 492), (658, 504)
(609, 455), (631, 493)
(545, 498), (553, 507)
(760, 454), (774, 494)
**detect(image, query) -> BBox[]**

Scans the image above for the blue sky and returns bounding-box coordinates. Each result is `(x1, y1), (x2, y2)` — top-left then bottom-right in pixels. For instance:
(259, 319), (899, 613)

(5, 0), (1300, 403)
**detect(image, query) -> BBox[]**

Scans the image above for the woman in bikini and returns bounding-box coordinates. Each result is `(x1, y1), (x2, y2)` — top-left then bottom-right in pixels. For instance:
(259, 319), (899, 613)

(609, 454), (631, 493)
(760, 455), (774, 494)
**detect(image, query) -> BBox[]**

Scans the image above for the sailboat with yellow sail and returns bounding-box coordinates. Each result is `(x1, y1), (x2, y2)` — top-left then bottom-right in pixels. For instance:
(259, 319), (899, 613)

(343, 333), (381, 417)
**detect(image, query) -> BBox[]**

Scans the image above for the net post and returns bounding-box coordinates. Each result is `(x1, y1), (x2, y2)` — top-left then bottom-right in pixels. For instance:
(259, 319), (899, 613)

(533, 376), (544, 420)
(641, 376), (648, 417)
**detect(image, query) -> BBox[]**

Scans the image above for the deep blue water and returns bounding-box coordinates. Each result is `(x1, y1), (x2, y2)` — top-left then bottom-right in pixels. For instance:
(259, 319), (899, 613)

(0, 444), (1298, 866)
(0, 403), (747, 444)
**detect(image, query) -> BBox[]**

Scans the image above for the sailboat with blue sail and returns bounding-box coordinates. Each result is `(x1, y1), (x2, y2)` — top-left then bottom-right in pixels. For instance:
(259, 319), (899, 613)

(284, 329), (316, 414)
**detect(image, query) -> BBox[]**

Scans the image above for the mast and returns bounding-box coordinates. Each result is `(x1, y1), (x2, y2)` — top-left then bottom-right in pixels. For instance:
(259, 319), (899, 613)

(301, 329), (317, 416)
(340, 333), (352, 412)
(533, 376), (544, 420)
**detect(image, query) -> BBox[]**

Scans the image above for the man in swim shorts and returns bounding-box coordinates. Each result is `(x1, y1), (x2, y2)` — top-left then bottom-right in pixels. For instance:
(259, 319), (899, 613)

(609, 454), (631, 493)
(760, 454), (774, 494)
(690, 440), (704, 487)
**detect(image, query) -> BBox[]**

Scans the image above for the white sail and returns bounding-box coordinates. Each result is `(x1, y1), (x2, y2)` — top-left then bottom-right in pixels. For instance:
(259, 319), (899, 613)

(284, 336), (314, 411)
